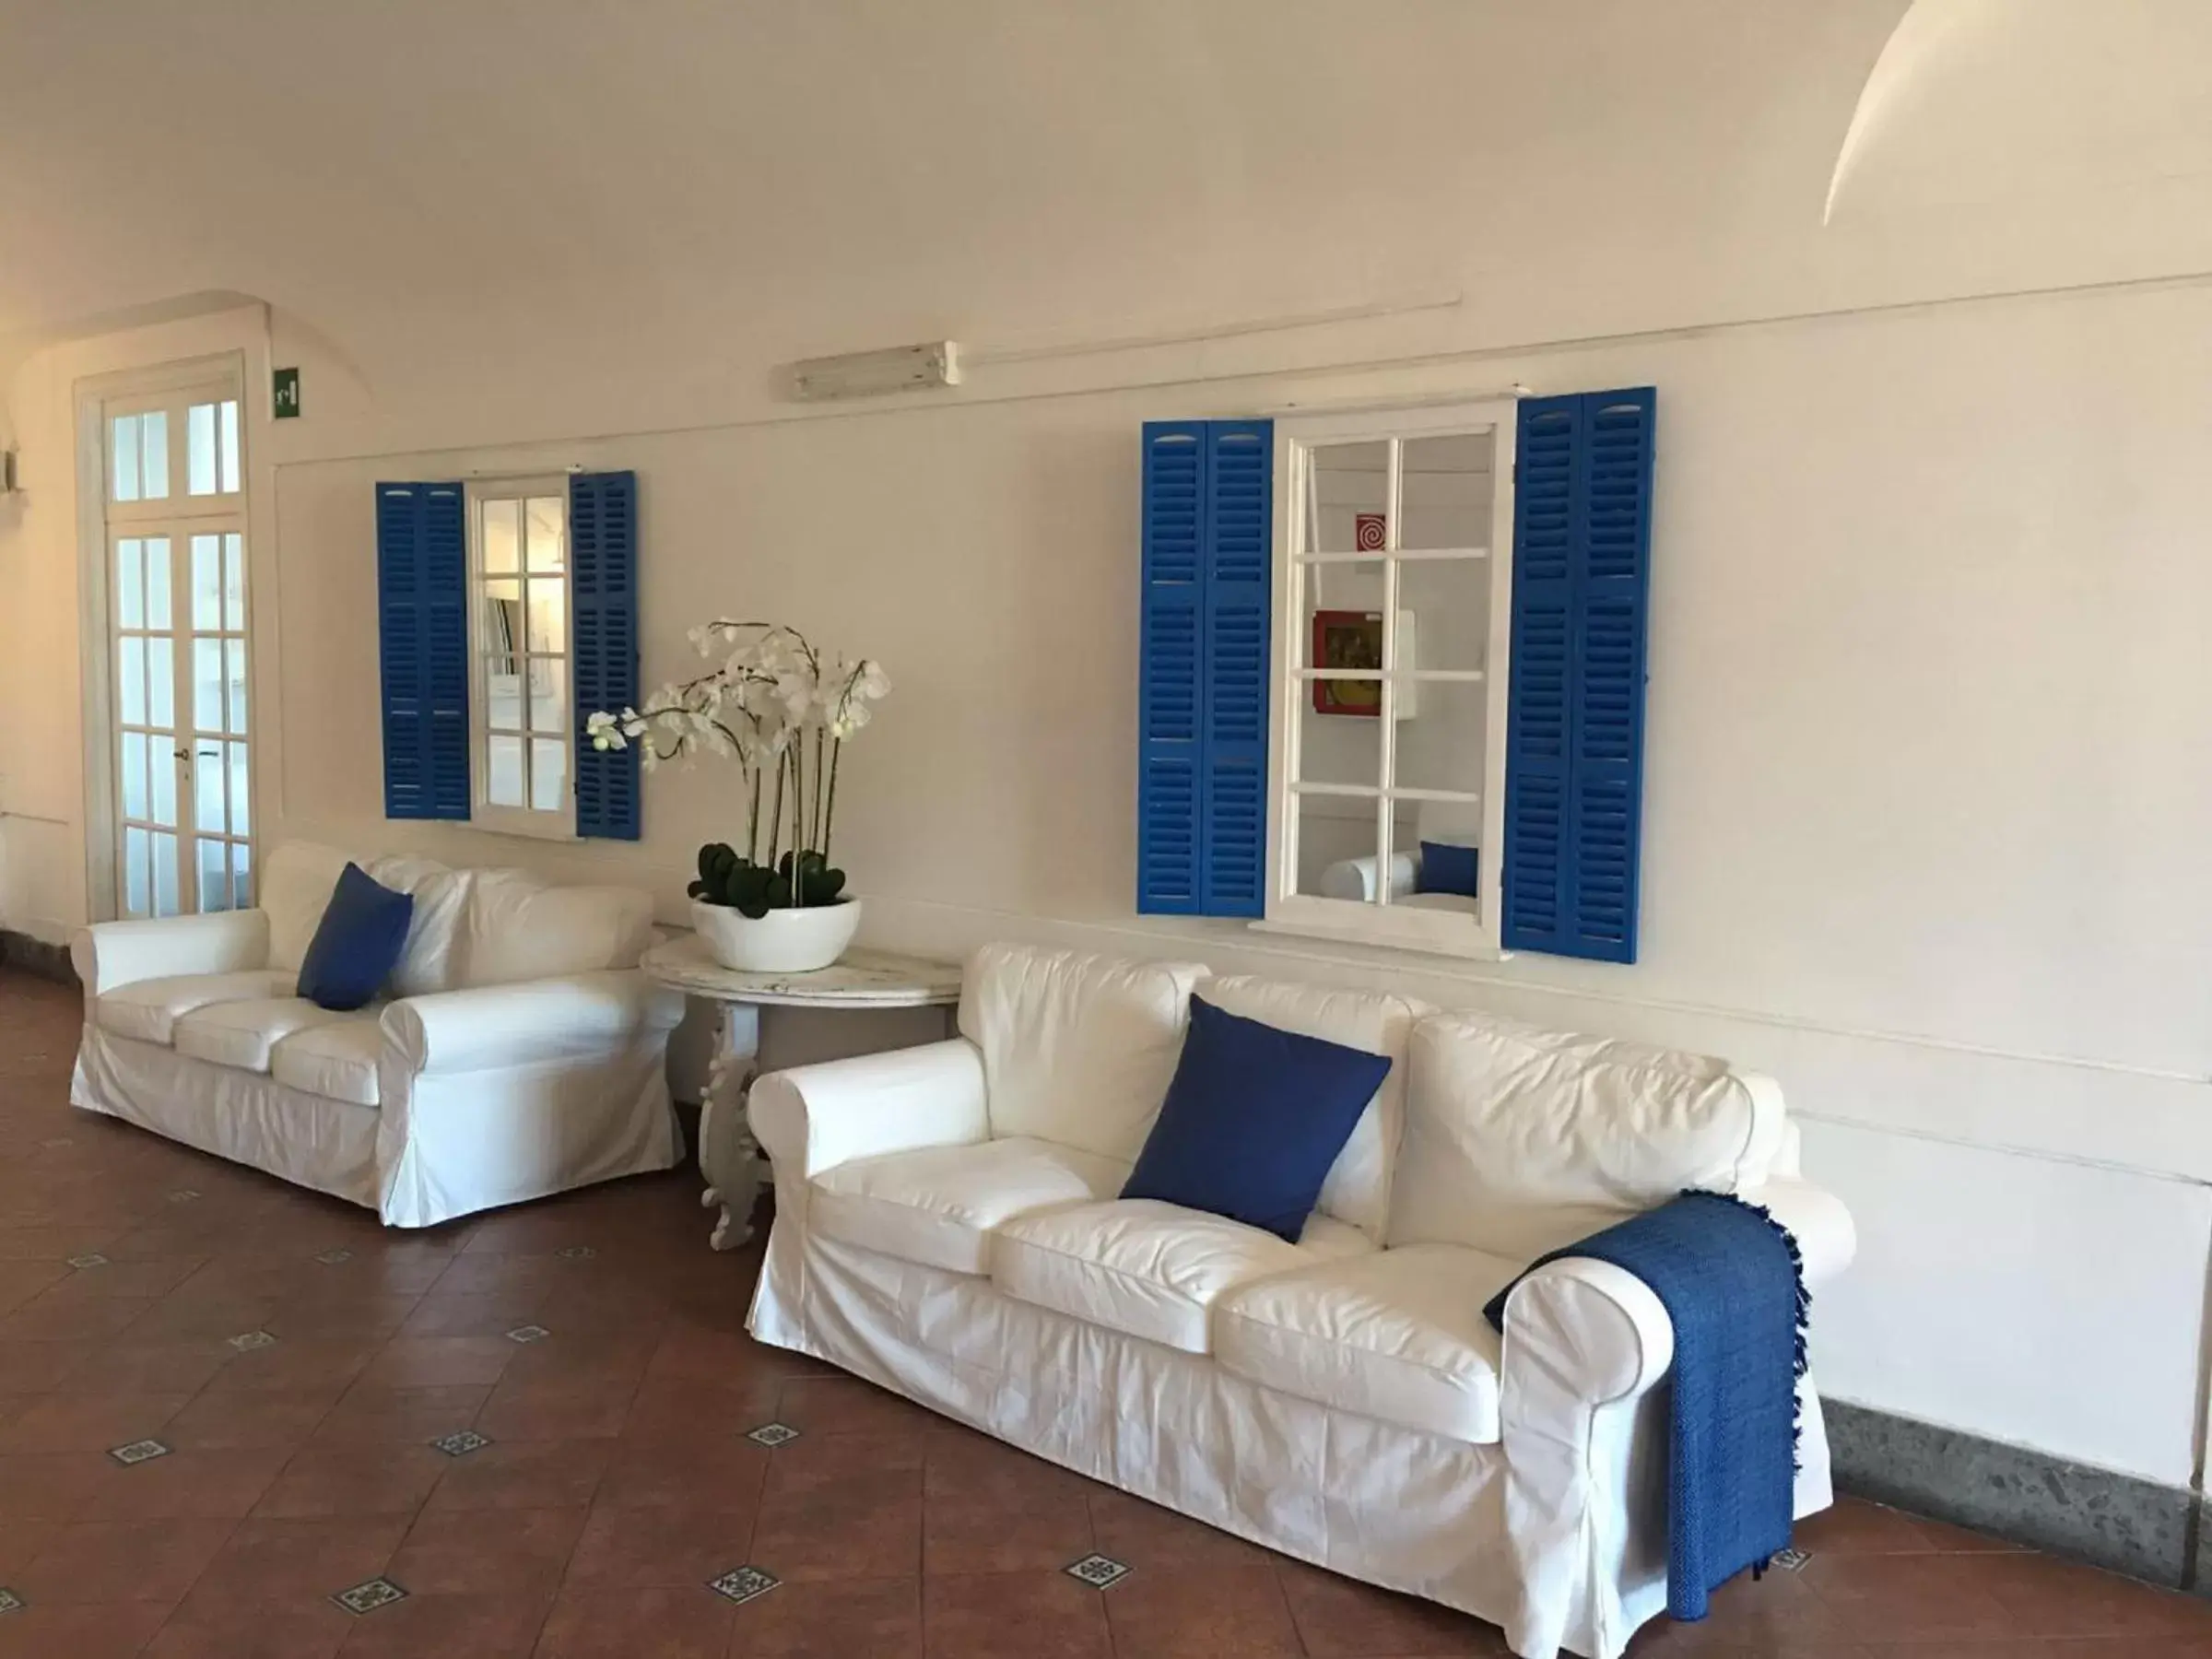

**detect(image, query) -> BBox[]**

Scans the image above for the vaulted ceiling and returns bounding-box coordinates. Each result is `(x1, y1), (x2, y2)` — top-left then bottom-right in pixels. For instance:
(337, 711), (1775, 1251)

(6, 1), (2212, 445)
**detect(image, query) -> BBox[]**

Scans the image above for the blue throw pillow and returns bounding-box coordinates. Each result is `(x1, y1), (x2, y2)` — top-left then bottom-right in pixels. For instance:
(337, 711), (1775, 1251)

(1122, 995), (1393, 1243)
(1418, 840), (1479, 898)
(296, 863), (415, 1012)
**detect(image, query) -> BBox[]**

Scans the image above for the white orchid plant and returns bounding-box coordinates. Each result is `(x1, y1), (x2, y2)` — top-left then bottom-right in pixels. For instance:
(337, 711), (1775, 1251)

(585, 621), (889, 915)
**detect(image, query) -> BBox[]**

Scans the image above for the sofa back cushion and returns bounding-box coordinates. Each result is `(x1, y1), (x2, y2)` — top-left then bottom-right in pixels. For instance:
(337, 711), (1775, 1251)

(260, 841), (355, 974)
(959, 943), (1206, 1164)
(1200, 975), (1421, 1240)
(454, 870), (655, 989)
(363, 854), (472, 996)
(1391, 1008), (1788, 1260)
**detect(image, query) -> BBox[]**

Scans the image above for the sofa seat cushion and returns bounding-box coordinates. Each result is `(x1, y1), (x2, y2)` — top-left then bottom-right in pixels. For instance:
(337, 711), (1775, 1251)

(991, 1198), (1372, 1355)
(1212, 1242), (1522, 1445)
(810, 1136), (1127, 1276)
(173, 997), (357, 1073)
(269, 1018), (384, 1106)
(95, 970), (299, 1047)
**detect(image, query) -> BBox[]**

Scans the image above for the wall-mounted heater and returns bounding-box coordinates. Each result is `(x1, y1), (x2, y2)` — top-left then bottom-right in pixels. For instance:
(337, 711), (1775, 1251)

(791, 341), (961, 402)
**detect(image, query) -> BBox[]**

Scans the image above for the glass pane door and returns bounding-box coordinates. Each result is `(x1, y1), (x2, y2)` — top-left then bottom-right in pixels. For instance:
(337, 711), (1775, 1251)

(186, 531), (252, 911)
(104, 379), (251, 921)
(112, 534), (183, 917)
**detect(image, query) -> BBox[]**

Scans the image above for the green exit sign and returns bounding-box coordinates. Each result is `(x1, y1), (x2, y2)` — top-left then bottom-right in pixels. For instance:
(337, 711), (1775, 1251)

(273, 367), (300, 419)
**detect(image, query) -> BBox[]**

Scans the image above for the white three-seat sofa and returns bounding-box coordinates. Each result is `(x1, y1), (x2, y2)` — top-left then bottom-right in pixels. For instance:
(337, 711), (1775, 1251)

(746, 943), (1854, 1659)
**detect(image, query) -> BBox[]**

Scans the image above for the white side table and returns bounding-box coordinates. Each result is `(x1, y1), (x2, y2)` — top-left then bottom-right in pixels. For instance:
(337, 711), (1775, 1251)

(641, 933), (962, 1249)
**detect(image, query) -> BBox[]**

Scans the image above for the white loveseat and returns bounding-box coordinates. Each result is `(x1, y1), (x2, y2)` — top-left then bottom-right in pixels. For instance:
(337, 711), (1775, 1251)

(747, 943), (1855, 1659)
(70, 841), (685, 1228)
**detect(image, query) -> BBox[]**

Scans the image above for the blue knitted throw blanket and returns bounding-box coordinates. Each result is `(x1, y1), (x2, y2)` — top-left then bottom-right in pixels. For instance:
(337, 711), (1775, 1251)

(1482, 1190), (1808, 1622)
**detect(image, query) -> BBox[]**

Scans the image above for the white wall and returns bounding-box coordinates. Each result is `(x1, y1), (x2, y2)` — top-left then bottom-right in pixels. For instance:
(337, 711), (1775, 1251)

(232, 280), (2212, 1487)
(7, 0), (2212, 1489)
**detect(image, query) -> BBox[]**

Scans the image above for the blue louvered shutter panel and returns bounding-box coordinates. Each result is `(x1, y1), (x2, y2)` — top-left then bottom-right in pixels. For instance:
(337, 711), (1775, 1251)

(571, 470), (641, 840)
(376, 481), (469, 820)
(1137, 425), (1205, 912)
(1199, 421), (1272, 916)
(1501, 388), (1656, 961)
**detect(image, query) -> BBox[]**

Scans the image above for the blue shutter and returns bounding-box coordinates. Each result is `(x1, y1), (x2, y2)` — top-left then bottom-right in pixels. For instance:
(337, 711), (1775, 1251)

(1502, 388), (1656, 960)
(571, 470), (641, 841)
(376, 481), (469, 820)
(1137, 425), (1205, 912)
(1136, 420), (1273, 917)
(1200, 421), (1272, 917)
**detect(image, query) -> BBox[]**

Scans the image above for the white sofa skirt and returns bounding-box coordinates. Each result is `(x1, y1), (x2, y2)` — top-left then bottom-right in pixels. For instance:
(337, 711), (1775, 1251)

(750, 1174), (1835, 1659)
(72, 1027), (680, 1229)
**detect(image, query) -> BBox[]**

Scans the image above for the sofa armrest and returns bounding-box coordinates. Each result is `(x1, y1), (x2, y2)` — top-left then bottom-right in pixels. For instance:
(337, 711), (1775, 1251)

(747, 1039), (989, 1180)
(1743, 1176), (1855, 1288)
(1501, 1258), (1677, 1412)
(1500, 1178), (1852, 1411)
(381, 970), (682, 1076)
(71, 910), (272, 995)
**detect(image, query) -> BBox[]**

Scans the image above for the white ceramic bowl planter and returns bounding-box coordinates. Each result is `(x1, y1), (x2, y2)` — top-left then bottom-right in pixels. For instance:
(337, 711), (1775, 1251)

(582, 619), (891, 980)
(691, 895), (863, 974)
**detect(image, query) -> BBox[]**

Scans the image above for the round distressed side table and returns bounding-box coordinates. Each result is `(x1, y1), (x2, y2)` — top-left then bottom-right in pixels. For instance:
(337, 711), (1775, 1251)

(641, 933), (962, 1249)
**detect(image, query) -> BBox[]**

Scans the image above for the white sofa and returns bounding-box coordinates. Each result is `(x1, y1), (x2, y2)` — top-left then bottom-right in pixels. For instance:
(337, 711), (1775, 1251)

(70, 841), (685, 1228)
(747, 943), (1855, 1659)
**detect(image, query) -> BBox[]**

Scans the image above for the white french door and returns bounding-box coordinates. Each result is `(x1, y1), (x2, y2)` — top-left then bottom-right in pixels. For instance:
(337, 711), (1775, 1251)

(102, 380), (253, 919)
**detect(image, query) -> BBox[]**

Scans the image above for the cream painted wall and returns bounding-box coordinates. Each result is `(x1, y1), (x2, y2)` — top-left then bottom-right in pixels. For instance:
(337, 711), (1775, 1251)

(219, 278), (2212, 1485)
(6, 1), (2212, 1493)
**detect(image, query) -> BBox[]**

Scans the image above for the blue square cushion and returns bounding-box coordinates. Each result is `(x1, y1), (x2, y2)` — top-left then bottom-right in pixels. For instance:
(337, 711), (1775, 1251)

(296, 863), (416, 1012)
(1418, 840), (1479, 898)
(1121, 995), (1394, 1244)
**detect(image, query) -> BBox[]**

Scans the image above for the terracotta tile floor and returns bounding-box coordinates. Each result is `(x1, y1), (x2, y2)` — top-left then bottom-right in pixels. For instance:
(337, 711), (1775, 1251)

(4, 970), (2211, 1657)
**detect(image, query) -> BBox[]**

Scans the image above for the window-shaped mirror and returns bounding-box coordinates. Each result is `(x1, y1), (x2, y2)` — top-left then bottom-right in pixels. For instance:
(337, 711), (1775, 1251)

(1267, 400), (1515, 957)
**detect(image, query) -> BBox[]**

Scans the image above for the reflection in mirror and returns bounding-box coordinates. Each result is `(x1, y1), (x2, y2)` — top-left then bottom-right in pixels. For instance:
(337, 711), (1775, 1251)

(482, 580), (522, 666)
(483, 500), (521, 576)
(1299, 559), (1385, 673)
(1392, 677), (1488, 797)
(526, 499), (565, 572)
(1296, 691), (1382, 789)
(1400, 432), (1493, 551)
(1395, 797), (1481, 918)
(1396, 556), (1488, 675)
(526, 579), (566, 655)
(488, 735), (525, 807)
(1306, 441), (1390, 554)
(1294, 791), (1384, 900)
(532, 737), (568, 812)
